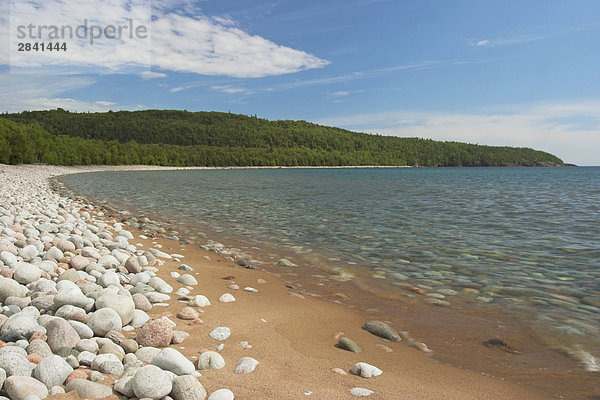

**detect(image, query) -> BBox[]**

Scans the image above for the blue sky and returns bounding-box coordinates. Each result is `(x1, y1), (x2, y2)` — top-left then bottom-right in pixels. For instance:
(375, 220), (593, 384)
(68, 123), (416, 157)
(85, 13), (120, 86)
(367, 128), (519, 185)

(1, 0), (599, 165)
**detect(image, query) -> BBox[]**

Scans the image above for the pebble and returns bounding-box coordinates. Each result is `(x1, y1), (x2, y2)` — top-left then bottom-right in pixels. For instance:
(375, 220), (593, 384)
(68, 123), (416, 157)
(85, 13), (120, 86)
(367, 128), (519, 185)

(65, 378), (113, 398)
(177, 274), (198, 286)
(234, 357), (259, 374)
(177, 307), (199, 320)
(171, 375), (208, 400)
(33, 354), (73, 388)
(152, 347), (196, 375)
(136, 317), (174, 347)
(349, 362), (382, 378)
(337, 337), (362, 353)
(0, 351), (34, 376)
(131, 365), (173, 399)
(4, 376), (49, 400)
(208, 388), (235, 400)
(362, 320), (400, 342)
(86, 308), (122, 337)
(350, 387), (374, 397)
(219, 293), (236, 303)
(210, 327), (231, 341)
(189, 295), (211, 307)
(197, 351), (226, 370)
(331, 367), (347, 375)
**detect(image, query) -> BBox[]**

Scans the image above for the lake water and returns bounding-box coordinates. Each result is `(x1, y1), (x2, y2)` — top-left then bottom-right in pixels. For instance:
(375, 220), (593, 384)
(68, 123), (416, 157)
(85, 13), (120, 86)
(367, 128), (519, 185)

(61, 166), (600, 395)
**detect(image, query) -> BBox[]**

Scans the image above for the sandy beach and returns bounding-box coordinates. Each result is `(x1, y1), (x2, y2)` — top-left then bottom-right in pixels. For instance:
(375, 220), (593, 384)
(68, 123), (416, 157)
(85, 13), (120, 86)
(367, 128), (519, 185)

(0, 164), (554, 399)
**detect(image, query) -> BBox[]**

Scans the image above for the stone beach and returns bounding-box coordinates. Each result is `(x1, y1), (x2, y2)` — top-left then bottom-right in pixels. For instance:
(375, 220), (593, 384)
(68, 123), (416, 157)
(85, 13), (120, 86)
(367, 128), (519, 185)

(0, 164), (559, 399)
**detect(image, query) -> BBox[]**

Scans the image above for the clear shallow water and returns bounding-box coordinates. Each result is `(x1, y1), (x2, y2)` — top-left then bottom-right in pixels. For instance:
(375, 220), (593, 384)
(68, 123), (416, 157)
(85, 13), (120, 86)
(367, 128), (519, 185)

(62, 167), (600, 368)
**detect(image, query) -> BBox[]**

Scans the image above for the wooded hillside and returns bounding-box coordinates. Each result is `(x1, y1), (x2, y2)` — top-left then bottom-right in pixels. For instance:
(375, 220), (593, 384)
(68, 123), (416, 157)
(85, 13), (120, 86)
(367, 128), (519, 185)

(0, 109), (564, 167)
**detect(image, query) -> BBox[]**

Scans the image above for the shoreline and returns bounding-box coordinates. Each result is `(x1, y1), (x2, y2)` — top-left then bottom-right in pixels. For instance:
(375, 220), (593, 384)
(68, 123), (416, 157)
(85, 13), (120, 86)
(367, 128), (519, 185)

(0, 164), (562, 399)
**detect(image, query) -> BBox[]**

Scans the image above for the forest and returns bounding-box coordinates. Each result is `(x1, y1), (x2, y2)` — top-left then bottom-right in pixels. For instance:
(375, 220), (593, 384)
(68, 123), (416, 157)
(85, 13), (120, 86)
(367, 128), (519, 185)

(0, 109), (564, 167)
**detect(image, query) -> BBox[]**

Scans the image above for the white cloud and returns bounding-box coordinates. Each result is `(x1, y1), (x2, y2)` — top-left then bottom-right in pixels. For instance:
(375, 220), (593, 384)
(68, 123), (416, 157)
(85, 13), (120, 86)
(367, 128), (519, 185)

(332, 91), (351, 97)
(6, 0), (152, 73)
(150, 12), (329, 78)
(475, 40), (489, 47)
(3, 0), (329, 78)
(210, 85), (253, 95)
(316, 99), (600, 166)
(140, 71), (167, 79)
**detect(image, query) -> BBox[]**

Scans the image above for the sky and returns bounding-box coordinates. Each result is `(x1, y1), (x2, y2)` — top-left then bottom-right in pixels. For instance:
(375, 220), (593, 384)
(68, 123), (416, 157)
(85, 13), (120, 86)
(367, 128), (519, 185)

(1, 0), (599, 165)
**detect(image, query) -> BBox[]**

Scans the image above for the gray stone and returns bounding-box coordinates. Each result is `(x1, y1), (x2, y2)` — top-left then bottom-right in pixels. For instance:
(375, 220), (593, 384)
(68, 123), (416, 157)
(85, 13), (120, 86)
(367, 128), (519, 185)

(209, 327), (231, 341)
(124, 256), (141, 274)
(65, 354), (79, 369)
(350, 387), (374, 397)
(171, 375), (207, 400)
(65, 378), (113, 398)
(26, 339), (53, 358)
(0, 313), (39, 338)
(75, 339), (99, 353)
(130, 309), (150, 328)
(131, 365), (173, 399)
(349, 362), (382, 378)
(0, 277), (23, 302)
(13, 262), (41, 284)
(46, 318), (80, 352)
(135, 347), (161, 363)
(362, 320), (400, 342)
(87, 308), (122, 336)
(4, 376), (48, 400)
(18, 245), (38, 261)
(49, 386), (65, 396)
(197, 351), (225, 370)
(97, 270), (120, 287)
(97, 255), (119, 269)
(44, 247), (63, 261)
(69, 255), (90, 270)
(114, 375), (135, 397)
(54, 304), (86, 320)
(337, 337), (362, 353)
(53, 287), (94, 310)
(188, 295), (210, 307)
(218, 293), (235, 303)
(132, 293), (152, 311)
(95, 293), (135, 326)
(207, 389), (234, 400)
(152, 347), (195, 375)
(0, 352), (33, 376)
(234, 357), (258, 374)
(33, 354), (74, 388)
(148, 277), (173, 293)
(77, 351), (96, 366)
(4, 297), (30, 310)
(56, 268), (80, 283)
(0, 251), (17, 266)
(69, 320), (94, 339)
(176, 274), (198, 286)
(146, 292), (171, 303)
(0, 346), (27, 357)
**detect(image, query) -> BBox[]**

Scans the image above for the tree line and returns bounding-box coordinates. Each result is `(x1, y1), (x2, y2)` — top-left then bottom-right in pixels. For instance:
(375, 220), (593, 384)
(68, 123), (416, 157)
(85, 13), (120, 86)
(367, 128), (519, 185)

(0, 109), (564, 167)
